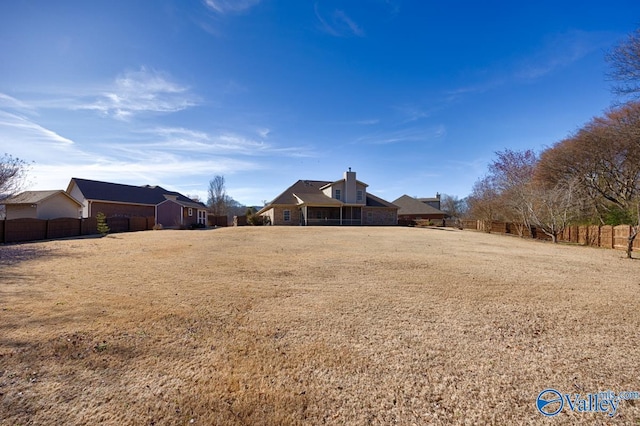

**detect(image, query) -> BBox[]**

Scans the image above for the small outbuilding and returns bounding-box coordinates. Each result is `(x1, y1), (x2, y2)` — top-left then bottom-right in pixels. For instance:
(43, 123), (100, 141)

(2, 190), (82, 220)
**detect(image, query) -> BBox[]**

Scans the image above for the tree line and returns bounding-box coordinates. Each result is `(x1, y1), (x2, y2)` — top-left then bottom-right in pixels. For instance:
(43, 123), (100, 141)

(467, 28), (640, 258)
(206, 175), (265, 225)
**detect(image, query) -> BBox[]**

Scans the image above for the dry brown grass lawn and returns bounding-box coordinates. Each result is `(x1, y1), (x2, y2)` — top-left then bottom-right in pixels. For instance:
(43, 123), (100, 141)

(1, 226), (639, 425)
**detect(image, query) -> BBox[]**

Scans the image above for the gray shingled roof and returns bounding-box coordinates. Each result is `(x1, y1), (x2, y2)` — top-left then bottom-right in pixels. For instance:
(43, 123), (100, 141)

(268, 180), (332, 205)
(3, 190), (81, 206)
(293, 193), (344, 206)
(68, 178), (206, 208)
(392, 194), (446, 215)
(366, 193), (397, 208)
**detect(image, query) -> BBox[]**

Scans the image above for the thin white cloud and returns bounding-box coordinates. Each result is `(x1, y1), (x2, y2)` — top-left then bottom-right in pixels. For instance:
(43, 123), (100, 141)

(382, 0), (401, 16)
(355, 124), (446, 145)
(29, 156), (260, 192)
(0, 93), (35, 112)
(315, 4), (365, 37)
(0, 111), (74, 146)
(394, 104), (431, 123)
(514, 30), (607, 81)
(132, 126), (316, 158)
(356, 119), (379, 125)
(445, 29), (611, 103)
(151, 127), (210, 140)
(203, 0), (261, 14)
(138, 127), (264, 154)
(334, 10), (364, 37)
(77, 67), (198, 120)
(325, 118), (379, 125)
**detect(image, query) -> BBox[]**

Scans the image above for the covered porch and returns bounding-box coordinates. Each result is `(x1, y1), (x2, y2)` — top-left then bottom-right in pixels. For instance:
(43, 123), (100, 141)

(299, 205), (363, 226)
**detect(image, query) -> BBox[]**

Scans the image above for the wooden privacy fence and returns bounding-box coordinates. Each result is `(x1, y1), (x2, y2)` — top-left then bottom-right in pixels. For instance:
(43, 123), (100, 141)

(466, 220), (640, 251)
(0, 216), (155, 244)
(207, 215), (229, 227)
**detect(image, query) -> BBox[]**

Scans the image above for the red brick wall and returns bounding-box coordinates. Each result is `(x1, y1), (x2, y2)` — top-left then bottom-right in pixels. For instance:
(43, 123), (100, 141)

(90, 202), (154, 218)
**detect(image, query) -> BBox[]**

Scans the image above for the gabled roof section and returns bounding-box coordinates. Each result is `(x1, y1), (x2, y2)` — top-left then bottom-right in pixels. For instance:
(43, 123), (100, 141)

(319, 179), (368, 190)
(366, 193), (397, 208)
(67, 178), (206, 208)
(418, 197), (440, 203)
(3, 190), (81, 206)
(392, 194), (445, 215)
(267, 180), (332, 206)
(294, 193), (343, 206)
(160, 194), (207, 209)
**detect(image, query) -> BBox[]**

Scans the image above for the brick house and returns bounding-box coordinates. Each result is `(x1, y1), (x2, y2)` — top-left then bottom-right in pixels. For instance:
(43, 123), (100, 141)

(67, 178), (208, 228)
(393, 194), (447, 222)
(257, 169), (398, 226)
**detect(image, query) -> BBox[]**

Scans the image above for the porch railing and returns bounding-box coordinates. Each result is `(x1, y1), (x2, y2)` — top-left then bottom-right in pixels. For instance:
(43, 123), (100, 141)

(305, 218), (362, 226)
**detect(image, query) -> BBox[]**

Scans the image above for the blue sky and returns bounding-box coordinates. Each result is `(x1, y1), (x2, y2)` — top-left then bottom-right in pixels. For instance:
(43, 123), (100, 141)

(1, 1), (639, 206)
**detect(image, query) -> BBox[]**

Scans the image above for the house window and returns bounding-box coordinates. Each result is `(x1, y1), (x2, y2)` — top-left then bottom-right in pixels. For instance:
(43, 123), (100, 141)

(357, 190), (363, 202)
(367, 211), (373, 223)
(335, 189), (341, 200)
(283, 209), (291, 222)
(188, 208), (193, 216)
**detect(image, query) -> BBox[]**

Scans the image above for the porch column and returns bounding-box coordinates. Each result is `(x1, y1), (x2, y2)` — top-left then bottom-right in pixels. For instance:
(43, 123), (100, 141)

(304, 205), (308, 226)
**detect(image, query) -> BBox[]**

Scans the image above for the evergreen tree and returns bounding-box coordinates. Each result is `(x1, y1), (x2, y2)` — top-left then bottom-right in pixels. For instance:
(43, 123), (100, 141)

(96, 212), (110, 236)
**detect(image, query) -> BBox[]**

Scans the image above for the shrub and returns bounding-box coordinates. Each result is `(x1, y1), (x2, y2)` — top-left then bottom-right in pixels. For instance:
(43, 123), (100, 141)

(247, 214), (264, 226)
(246, 207), (268, 226)
(96, 212), (110, 236)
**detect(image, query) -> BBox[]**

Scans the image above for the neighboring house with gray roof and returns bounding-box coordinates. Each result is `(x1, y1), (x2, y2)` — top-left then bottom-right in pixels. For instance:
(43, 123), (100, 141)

(393, 194), (447, 222)
(2, 190), (82, 220)
(257, 169), (398, 226)
(67, 178), (208, 228)
(418, 194), (441, 210)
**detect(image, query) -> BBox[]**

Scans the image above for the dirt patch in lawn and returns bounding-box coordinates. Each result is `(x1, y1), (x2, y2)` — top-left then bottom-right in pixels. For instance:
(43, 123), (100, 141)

(1, 227), (639, 425)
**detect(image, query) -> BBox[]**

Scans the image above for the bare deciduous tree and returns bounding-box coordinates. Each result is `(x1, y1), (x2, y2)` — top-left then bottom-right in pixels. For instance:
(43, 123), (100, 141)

(467, 176), (501, 231)
(525, 177), (580, 244)
(607, 28), (640, 98)
(537, 102), (640, 257)
(489, 149), (538, 237)
(440, 193), (467, 220)
(0, 153), (29, 200)
(207, 175), (227, 216)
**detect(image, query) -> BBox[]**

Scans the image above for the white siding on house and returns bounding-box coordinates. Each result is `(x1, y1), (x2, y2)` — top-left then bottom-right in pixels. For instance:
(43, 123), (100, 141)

(6, 205), (37, 219)
(38, 195), (81, 219)
(68, 184), (89, 217)
(320, 176), (366, 205)
(5, 193), (80, 220)
(261, 208), (275, 225)
(355, 183), (366, 205)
